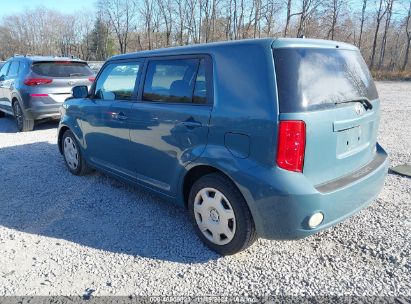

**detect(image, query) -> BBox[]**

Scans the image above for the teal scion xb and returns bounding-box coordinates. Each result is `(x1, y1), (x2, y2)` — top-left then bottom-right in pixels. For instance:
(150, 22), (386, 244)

(58, 38), (388, 255)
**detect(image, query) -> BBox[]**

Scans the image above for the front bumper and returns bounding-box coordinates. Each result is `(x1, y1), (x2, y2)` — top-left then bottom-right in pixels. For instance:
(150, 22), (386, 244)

(239, 143), (389, 240)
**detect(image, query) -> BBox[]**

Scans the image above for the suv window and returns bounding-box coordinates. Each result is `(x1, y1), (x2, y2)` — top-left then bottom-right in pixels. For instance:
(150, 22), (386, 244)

(31, 61), (93, 78)
(143, 59), (200, 103)
(94, 62), (140, 101)
(8, 61), (20, 77)
(0, 62), (10, 77)
(273, 48), (378, 112)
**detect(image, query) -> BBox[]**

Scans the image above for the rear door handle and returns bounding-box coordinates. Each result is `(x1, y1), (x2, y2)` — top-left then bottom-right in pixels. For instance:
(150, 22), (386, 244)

(180, 121), (202, 129)
(116, 112), (128, 121)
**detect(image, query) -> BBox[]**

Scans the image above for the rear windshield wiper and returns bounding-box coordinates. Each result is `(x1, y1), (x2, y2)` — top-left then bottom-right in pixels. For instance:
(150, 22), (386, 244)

(335, 97), (373, 110)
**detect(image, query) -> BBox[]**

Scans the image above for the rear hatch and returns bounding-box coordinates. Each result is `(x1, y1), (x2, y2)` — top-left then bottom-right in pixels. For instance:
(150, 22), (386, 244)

(27, 61), (94, 103)
(273, 45), (380, 186)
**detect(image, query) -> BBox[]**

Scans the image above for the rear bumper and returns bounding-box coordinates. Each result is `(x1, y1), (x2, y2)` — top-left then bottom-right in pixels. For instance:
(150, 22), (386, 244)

(239, 143), (389, 240)
(24, 99), (62, 120)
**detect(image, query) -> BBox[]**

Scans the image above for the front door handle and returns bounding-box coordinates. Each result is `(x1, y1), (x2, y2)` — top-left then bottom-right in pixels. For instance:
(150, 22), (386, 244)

(115, 112), (128, 121)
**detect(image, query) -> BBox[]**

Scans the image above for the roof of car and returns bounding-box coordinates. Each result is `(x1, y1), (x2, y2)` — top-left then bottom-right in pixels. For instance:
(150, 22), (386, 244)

(9, 55), (87, 63)
(110, 37), (358, 61)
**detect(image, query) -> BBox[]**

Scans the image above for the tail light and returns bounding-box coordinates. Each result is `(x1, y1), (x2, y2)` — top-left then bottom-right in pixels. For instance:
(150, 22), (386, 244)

(88, 76), (96, 82)
(276, 120), (306, 172)
(24, 78), (52, 86)
(30, 94), (49, 97)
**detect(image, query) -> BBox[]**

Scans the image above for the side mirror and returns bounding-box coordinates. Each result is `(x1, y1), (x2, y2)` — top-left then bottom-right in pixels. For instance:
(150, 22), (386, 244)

(72, 86), (89, 99)
(0, 75), (5, 81)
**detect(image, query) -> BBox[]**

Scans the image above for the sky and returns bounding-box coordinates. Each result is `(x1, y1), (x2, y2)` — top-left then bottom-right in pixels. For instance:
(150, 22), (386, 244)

(0, 0), (95, 17)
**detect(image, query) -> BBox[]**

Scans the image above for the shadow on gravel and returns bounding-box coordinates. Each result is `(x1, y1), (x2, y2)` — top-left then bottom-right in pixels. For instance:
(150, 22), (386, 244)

(0, 116), (59, 133)
(0, 142), (219, 263)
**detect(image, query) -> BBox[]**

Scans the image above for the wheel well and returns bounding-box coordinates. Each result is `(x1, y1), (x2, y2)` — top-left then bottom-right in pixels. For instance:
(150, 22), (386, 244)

(11, 98), (18, 110)
(58, 126), (70, 154)
(183, 165), (230, 207)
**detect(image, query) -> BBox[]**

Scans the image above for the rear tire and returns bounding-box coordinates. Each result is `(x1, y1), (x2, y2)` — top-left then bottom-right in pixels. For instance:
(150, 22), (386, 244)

(0, 111), (5, 118)
(188, 173), (257, 255)
(13, 101), (34, 132)
(62, 129), (92, 176)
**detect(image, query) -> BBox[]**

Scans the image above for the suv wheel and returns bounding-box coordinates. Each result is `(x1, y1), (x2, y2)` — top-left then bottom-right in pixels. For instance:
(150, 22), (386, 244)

(13, 101), (34, 132)
(0, 111), (5, 118)
(188, 173), (257, 255)
(62, 130), (92, 175)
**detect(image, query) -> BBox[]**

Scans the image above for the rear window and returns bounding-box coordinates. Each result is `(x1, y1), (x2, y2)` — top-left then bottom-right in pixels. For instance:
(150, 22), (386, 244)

(31, 61), (93, 78)
(273, 48), (378, 112)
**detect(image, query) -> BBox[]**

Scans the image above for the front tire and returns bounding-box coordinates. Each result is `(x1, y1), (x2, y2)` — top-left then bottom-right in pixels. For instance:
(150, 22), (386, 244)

(188, 173), (257, 255)
(13, 101), (34, 132)
(0, 111), (5, 118)
(62, 130), (91, 176)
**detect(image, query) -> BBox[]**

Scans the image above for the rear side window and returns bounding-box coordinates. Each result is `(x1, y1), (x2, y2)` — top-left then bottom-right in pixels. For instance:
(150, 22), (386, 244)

(94, 62), (140, 101)
(143, 59), (203, 103)
(8, 61), (20, 77)
(273, 48), (378, 112)
(31, 61), (93, 78)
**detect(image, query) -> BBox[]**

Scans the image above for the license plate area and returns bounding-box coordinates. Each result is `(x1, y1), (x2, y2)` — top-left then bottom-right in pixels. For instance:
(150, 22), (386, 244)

(336, 124), (370, 158)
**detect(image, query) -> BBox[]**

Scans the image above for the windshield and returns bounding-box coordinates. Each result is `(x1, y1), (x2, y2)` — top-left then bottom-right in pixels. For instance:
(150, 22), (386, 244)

(273, 48), (378, 112)
(31, 61), (93, 78)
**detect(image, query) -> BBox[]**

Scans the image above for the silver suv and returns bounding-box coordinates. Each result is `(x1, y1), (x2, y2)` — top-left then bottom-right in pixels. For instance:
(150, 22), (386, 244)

(0, 55), (94, 131)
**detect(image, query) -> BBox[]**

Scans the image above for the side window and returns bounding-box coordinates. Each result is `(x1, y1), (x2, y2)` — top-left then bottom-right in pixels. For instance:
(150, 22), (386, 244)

(193, 59), (207, 104)
(18, 62), (27, 75)
(143, 59), (199, 103)
(94, 62), (140, 101)
(0, 62), (11, 77)
(8, 61), (20, 77)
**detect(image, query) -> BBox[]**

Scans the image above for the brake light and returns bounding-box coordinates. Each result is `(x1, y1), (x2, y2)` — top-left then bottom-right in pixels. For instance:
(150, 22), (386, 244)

(30, 94), (49, 97)
(88, 76), (96, 82)
(24, 78), (53, 86)
(276, 120), (306, 172)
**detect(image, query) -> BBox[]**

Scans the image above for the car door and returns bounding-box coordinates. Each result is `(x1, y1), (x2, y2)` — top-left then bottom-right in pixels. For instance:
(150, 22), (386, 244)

(2, 60), (20, 113)
(128, 56), (212, 195)
(0, 61), (11, 113)
(80, 60), (142, 178)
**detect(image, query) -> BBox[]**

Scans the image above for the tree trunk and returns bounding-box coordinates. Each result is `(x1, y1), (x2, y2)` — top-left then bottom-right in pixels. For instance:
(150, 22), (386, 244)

(370, 0), (386, 69)
(284, 0), (292, 37)
(358, 0), (367, 49)
(378, 0), (394, 69)
(401, 1), (411, 71)
(402, 37), (411, 71)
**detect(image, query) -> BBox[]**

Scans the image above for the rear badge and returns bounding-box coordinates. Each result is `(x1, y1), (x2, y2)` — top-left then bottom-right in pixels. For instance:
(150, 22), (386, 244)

(68, 81), (77, 86)
(355, 103), (365, 116)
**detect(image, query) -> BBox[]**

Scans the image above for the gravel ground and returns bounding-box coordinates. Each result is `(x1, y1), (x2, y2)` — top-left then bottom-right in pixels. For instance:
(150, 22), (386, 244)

(0, 81), (410, 299)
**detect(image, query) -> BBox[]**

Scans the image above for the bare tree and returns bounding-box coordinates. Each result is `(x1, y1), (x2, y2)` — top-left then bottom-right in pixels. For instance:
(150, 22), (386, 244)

(402, 0), (411, 70)
(99, 0), (137, 54)
(296, 0), (321, 37)
(326, 0), (345, 40)
(358, 0), (368, 48)
(140, 0), (155, 49)
(0, 0), (410, 77)
(378, 0), (394, 69)
(370, 0), (388, 69)
(157, 0), (174, 46)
